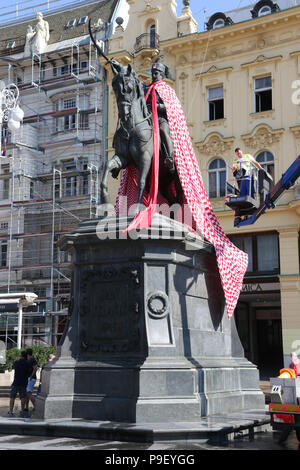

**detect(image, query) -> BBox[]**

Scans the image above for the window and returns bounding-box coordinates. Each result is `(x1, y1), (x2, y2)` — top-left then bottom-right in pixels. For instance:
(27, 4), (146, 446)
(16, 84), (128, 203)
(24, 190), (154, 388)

(55, 99), (77, 132)
(66, 18), (76, 28)
(72, 63), (78, 75)
(0, 243), (7, 267)
(208, 86), (224, 120)
(258, 6), (271, 16)
(64, 115), (76, 130)
(1, 164), (10, 199)
(60, 64), (69, 75)
(213, 18), (225, 29)
(231, 236), (253, 272)
(63, 98), (76, 110)
(208, 158), (226, 198)
(62, 159), (77, 171)
(6, 41), (15, 49)
(54, 182), (60, 199)
(256, 151), (274, 180)
(149, 24), (156, 48)
(79, 113), (89, 129)
(254, 76), (272, 112)
(1, 164), (10, 174)
(257, 233), (278, 271)
(64, 176), (77, 196)
(30, 181), (34, 199)
(2, 179), (9, 199)
(230, 232), (279, 274)
(82, 174), (89, 194)
(78, 16), (88, 25)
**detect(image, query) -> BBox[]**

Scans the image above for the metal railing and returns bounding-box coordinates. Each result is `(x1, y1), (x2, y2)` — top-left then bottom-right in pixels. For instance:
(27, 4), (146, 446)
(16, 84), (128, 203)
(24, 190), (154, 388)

(134, 33), (160, 53)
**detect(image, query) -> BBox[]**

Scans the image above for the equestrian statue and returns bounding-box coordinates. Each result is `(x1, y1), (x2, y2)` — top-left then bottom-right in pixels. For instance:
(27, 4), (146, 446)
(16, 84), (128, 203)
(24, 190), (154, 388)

(89, 21), (183, 211)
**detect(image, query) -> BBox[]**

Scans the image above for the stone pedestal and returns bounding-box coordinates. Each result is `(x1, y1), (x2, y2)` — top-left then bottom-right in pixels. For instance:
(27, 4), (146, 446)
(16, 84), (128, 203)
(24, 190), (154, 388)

(35, 214), (265, 421)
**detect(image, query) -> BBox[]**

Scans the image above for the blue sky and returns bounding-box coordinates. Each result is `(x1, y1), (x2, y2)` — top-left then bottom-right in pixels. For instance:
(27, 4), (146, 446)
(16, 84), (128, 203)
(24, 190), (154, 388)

(176, 0), (252, 29)
(0, 0), (252, 26)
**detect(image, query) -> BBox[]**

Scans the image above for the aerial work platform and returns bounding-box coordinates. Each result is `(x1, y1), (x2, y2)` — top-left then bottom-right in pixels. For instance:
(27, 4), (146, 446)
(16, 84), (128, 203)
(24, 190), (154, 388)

(225, 155), (300, 227)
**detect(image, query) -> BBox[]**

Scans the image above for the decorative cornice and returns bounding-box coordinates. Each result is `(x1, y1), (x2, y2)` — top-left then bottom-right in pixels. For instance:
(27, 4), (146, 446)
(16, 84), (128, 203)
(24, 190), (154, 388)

(138, 5), (161, 17)
(241, 124), (284, 148)
(195, 65), (233, 78)
(290, 50), (300, 58)
(241, 54), (282, 68)
(195, 132), (235, 155)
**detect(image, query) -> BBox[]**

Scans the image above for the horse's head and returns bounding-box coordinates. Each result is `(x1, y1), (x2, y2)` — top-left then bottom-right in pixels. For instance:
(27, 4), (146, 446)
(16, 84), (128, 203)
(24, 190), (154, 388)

(112, 64), (138, 121)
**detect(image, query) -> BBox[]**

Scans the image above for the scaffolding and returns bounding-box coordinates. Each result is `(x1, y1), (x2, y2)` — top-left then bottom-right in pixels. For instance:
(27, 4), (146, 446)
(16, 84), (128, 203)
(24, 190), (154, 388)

(0, 40), (105, 348)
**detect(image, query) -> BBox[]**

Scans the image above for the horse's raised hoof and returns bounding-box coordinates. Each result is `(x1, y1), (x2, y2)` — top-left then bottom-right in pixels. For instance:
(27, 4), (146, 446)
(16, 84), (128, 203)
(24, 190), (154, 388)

(111, 168), (121, 179)
(101, 186), (110, 204)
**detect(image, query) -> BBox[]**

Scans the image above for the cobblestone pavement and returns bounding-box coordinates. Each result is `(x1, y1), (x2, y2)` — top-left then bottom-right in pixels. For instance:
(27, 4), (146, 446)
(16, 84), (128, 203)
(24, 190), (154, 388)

(0, 430), (298, 450)
(0, 396), (299, 451)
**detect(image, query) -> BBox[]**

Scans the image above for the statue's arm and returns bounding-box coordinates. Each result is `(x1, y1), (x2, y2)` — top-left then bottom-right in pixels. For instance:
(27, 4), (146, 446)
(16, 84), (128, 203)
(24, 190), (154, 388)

(110, 59), (122, 75)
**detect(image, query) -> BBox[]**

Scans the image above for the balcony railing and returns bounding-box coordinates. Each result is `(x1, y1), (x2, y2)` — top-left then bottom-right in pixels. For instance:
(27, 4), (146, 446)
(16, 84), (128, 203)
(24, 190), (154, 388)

(134, 33), (160, 54)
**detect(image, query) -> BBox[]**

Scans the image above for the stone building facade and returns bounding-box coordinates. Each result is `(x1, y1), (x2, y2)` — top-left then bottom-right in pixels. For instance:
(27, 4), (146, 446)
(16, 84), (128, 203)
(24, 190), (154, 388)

(105, 0), (300, 376)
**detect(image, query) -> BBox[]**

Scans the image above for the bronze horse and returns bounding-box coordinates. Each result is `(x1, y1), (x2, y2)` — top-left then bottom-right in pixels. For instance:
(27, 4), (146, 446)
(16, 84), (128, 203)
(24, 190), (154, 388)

(89, 22), (182, 209)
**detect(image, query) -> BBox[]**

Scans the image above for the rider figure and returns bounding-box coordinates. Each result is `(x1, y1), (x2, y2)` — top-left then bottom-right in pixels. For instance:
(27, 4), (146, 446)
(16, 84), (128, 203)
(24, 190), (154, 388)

(109, 59), (148, 176)
(109, 57), (175, 176)
(145, 61), (175, 174)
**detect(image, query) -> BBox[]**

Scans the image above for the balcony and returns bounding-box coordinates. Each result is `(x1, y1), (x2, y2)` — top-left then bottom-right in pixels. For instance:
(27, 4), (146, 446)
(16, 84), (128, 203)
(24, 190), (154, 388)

(134, 33), (160, 55)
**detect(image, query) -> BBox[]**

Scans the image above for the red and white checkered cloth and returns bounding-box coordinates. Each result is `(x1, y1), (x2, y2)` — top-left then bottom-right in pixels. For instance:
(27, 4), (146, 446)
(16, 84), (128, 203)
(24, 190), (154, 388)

(115, 80), (248, 318)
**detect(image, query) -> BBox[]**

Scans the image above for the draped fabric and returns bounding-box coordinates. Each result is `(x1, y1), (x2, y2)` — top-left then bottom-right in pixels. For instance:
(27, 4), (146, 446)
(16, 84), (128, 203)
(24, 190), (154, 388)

(115, 80), (248, 318)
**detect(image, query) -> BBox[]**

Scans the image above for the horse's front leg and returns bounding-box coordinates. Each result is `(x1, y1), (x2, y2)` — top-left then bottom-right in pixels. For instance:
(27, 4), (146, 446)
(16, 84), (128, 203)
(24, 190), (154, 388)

(136, 150), (153, 212)
(101, 155), (127, 203)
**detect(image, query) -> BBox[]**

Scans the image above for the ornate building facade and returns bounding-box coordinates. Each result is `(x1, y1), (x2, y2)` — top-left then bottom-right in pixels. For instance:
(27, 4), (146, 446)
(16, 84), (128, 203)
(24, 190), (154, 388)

(105, 0), (300, 376)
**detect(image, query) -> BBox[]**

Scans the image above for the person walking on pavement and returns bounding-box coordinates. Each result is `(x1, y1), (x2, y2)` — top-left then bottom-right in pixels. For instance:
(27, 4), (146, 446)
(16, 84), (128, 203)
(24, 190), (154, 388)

(24, 348), (38, 413)
(8, 350), (29, 417)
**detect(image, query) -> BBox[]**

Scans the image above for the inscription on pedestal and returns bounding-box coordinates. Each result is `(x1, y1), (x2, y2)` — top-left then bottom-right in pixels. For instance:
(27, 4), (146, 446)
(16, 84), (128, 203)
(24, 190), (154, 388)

(79, 266), (142, 354)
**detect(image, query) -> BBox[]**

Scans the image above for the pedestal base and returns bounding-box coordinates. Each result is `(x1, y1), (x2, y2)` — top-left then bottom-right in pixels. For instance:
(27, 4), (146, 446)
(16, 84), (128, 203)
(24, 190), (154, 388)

(36, 215), (265, 421)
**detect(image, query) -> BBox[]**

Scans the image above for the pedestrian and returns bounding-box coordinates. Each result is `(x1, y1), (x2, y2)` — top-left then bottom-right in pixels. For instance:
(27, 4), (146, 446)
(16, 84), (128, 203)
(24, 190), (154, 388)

(289, 352), (300, 376)
(24, 348), (38, 412)
(8, 350), (29, 417)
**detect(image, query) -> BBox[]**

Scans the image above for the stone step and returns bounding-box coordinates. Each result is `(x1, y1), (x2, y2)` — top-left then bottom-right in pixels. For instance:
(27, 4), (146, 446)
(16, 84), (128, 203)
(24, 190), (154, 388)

(0, 387), (10, 398)
(0, 386), (39, 398)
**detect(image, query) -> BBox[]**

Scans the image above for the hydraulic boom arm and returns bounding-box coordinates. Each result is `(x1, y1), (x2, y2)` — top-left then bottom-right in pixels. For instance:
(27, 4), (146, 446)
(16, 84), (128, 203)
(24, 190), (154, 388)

(237, 155), (300, 226)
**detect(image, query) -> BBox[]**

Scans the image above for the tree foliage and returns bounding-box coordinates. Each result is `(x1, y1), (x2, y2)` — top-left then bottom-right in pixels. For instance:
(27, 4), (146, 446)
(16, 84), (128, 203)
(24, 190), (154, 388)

(0, 345), (57, 371)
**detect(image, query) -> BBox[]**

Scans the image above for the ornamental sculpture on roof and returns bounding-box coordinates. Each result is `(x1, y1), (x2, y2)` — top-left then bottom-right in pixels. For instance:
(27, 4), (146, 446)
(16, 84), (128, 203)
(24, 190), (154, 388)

(24, 12), (50, 57)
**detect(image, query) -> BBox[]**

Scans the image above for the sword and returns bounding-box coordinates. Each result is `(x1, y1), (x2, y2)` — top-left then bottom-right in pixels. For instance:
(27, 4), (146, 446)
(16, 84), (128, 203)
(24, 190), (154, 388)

(88, 19), (112, 65)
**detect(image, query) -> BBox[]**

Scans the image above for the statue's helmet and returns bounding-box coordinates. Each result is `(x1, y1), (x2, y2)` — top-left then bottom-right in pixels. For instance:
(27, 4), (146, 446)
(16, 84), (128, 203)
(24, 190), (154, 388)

(151, 62), (168, 78)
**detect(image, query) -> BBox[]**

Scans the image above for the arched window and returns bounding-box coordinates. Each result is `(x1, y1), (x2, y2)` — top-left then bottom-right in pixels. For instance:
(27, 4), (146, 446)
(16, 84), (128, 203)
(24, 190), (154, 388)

(149, 23), (156, 48)
(213, 18), (225, 29)
(258, 5), (271, 16)
(208, 158), (226, 198)
(256, 151), (274, 180)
